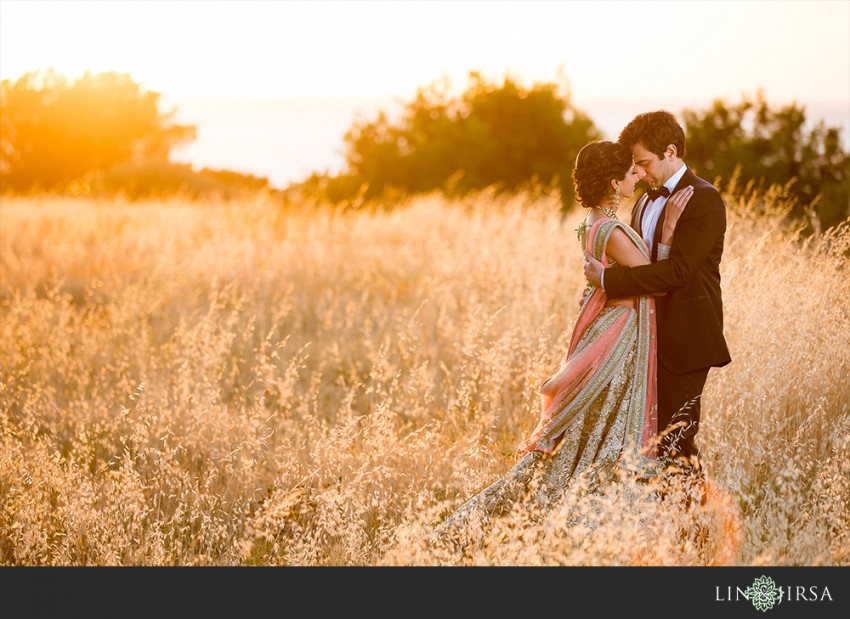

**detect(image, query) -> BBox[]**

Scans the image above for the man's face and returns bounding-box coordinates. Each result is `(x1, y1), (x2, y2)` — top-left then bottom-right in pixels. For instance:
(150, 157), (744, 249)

(631, 141), (674, 188)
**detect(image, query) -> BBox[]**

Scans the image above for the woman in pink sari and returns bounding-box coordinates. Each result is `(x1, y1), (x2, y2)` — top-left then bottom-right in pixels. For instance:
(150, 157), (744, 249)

(434, 141), (692, 541)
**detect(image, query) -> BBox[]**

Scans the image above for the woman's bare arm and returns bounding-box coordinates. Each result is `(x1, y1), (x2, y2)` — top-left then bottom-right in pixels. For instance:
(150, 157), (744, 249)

(604, 229), (665, 297)
(605, 228), (651, 267)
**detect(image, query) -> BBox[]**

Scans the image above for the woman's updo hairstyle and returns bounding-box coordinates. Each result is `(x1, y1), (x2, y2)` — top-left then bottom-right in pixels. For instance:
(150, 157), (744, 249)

(572, 140), (633, 208)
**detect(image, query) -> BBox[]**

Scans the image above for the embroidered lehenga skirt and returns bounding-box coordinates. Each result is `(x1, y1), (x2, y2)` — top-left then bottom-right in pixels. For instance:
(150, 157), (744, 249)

(433, 219), (659, 543)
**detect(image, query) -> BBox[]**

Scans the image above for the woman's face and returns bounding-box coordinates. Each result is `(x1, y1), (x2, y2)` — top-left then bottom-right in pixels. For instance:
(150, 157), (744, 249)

(616, 160), (639, 199)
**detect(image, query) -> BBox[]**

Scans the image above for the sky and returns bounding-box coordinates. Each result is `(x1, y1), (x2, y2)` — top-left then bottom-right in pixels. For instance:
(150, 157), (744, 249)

(1, 0), (849, 186)
(2, 0), (849, 102)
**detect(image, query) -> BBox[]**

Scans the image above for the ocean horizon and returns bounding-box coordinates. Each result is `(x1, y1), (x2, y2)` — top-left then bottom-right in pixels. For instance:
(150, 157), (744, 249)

(165, 94), (850, 191)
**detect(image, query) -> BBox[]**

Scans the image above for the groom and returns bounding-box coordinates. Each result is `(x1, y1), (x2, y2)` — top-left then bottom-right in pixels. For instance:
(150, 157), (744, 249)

(583, 110), (731, 478)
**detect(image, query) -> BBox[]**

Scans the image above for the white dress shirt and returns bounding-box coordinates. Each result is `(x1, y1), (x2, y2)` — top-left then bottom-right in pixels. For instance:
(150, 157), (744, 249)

(641, 162), (688, 254)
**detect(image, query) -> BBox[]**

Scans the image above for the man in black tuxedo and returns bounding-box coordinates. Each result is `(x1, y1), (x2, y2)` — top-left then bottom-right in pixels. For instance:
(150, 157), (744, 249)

(583, 110), (731, 478)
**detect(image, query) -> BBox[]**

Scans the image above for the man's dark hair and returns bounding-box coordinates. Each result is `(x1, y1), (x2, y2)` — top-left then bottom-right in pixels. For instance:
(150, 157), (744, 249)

(618, 110), (687, 159)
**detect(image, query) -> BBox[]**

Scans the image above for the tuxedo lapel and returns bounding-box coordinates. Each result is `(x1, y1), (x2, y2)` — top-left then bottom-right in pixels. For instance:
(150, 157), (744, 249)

(672, 167), (697, 194)
(631, 194), (650, 237)
(652, 206), (665, 261)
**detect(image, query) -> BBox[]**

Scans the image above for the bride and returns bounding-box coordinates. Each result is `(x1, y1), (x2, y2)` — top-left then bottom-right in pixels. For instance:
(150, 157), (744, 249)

(433, 140), (693, 542)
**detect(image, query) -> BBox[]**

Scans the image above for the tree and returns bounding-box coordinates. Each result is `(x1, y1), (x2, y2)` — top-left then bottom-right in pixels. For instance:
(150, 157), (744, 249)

(0, 69), (196, 192)
(682, 92), (850, 230)
(316, 72), (601, 210)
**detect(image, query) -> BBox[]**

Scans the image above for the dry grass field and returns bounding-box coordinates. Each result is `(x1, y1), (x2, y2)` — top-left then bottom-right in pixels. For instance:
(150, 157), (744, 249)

(1, 186), (848, 566)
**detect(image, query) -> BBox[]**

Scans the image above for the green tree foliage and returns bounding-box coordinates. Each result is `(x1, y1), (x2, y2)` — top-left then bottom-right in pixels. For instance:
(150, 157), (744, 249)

(93, 161), (269, 200)
(0, 69), (196, 192)
(308, 73), (601, 211)
(682, 92), (850, 230)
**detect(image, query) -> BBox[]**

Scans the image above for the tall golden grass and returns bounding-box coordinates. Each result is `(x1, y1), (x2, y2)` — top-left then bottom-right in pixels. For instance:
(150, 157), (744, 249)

(1, 185), (848, 565)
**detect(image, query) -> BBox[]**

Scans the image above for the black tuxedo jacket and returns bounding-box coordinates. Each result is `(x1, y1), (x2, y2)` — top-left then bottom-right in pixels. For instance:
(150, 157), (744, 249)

(604, 166), (732, 375)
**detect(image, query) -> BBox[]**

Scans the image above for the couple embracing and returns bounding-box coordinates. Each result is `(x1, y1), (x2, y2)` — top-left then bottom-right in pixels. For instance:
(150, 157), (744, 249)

(434, 110), (731, 540)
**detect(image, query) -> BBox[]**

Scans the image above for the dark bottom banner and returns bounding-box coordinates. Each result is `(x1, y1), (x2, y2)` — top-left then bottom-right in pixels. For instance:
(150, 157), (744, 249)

(1, 566), (848, 618)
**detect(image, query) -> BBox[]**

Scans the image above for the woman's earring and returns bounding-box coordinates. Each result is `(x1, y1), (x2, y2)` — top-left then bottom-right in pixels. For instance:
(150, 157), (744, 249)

(614, 185), (621, 209)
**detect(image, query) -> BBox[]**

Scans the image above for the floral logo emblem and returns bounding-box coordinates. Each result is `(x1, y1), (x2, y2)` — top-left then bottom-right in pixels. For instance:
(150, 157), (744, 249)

(745, 575), (782, 612)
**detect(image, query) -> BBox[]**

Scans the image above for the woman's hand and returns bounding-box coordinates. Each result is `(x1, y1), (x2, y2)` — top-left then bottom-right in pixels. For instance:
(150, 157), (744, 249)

(660, 185), (694, 245)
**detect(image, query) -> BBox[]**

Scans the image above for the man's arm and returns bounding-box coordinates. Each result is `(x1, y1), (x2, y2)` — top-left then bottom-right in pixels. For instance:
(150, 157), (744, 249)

(588, 189), (726, 297)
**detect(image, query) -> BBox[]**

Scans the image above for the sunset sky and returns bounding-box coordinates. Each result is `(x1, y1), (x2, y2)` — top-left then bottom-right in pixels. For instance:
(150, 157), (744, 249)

(2, 0), (849, 101)
(2, 0), (849, 186)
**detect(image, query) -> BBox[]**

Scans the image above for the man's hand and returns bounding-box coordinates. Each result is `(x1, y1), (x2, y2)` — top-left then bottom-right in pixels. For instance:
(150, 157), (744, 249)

(578, 285), (592, 307)
(583, 251), (603, 288)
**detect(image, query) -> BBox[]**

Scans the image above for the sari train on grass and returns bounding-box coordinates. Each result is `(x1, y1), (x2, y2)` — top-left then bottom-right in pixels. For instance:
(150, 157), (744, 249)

(433, 218), (659, 542)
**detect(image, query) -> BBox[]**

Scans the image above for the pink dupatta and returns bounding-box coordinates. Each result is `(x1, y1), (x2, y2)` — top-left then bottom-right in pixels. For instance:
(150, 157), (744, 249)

(521, 217), (658, 460)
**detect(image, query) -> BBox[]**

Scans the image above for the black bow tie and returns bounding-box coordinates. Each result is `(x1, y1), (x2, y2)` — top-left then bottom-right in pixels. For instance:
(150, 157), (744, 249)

(646, 186), (670, 201)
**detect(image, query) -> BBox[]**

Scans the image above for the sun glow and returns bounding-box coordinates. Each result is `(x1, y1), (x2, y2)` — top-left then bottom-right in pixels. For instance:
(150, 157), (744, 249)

(2, 0), (848, 187)
(1, 0), (848, 104)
